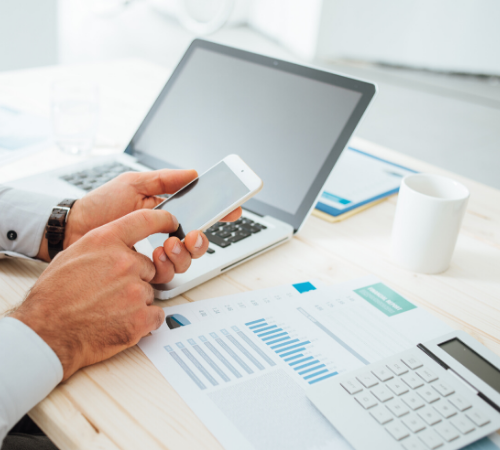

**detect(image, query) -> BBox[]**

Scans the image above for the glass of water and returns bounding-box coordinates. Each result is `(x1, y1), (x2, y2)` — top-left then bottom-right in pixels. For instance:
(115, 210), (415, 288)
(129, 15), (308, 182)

(51, 81), (99, 155)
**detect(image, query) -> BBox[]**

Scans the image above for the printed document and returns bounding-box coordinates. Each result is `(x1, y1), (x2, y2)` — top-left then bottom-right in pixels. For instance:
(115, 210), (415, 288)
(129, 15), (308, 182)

(139, 276), (459, 450)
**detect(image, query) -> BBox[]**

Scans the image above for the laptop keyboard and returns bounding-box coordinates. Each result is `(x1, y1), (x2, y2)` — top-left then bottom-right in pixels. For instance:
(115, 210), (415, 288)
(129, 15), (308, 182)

(60, 162), (268, 253)
(205, 218), (267, 250)
(60, 162), (137, 192)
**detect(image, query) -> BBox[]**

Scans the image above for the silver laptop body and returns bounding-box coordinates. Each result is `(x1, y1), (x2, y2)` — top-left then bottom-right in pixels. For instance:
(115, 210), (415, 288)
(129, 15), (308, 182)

(6, 39), (376, 300)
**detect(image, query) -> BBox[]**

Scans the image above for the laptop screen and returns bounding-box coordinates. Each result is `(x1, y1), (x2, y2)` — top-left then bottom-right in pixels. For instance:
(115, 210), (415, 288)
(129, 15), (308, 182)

(127, 40), (376, 231)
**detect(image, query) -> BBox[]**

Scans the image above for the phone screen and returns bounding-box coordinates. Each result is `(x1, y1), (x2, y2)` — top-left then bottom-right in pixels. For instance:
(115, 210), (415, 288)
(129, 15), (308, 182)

(147, 161), (250, 248)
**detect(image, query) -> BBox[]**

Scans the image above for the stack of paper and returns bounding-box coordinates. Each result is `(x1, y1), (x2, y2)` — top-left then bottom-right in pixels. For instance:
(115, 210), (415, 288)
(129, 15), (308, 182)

(314, 147), (416, 223)
(138, 277), (499, 450)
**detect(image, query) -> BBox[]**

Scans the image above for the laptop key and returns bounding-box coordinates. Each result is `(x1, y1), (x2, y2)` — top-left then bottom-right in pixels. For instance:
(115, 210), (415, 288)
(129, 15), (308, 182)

(206, 234), (231, 248)
(228, 231), (251, 243)
(240, 224), (261, 234)
(216, 231), (232, 239)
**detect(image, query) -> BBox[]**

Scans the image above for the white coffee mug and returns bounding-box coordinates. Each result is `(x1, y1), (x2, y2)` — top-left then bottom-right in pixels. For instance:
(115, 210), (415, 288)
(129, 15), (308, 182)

(391, 173), (469, 274)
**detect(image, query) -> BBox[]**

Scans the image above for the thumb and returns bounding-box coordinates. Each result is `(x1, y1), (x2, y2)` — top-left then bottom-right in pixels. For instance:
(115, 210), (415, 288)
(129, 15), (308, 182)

(108, 209), (179, 248)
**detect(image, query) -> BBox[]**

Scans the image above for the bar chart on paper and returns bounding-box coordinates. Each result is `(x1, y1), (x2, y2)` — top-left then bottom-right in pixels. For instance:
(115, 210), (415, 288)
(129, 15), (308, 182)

(246, 318), (338, 385)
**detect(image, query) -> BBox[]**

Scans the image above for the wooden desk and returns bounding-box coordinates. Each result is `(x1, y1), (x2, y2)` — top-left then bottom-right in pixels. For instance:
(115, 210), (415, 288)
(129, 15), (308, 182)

(1, 61), (500, 450)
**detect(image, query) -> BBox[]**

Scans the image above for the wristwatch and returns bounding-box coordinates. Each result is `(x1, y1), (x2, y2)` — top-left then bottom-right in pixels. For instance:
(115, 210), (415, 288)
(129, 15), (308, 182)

(45, 199), (77, 261)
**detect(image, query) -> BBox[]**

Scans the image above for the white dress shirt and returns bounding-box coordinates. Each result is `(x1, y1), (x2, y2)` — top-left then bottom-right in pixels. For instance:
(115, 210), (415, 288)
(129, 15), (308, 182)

(0, 186), (64, 446)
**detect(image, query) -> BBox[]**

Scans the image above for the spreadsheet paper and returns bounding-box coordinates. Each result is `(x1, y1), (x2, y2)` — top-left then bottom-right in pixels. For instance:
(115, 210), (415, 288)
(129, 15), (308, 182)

(138, 277), (481, 450)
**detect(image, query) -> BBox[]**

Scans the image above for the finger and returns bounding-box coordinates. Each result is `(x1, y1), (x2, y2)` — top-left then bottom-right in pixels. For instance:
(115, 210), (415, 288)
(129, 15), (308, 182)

(132, 169), (198, 197)
(142, 282), (155, 306)
(133, 251), (157, 282)
(184, 231), (208, 259)
(109, 209), (179, 248)
(164, 237), (191, 274)
(151, 246), (175, 284)
(219, 207), (242, 222)
(146, 305), (165, 332)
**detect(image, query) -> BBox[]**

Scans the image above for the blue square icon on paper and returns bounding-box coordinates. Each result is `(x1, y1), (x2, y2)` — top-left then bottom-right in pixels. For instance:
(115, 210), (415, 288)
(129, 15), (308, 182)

(293, 282), (316, 294)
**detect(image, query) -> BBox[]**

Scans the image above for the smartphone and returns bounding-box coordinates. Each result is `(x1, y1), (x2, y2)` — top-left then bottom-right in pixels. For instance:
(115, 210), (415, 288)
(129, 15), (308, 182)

(134, 154), (263, 259)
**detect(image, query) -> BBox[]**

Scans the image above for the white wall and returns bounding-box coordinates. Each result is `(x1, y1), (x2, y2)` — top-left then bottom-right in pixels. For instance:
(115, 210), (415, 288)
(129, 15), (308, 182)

(0, 0), (58, 71)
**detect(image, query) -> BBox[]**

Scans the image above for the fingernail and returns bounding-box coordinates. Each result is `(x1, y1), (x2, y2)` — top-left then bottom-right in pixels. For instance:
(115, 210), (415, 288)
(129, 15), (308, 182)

(172, 241), (181, 255)
(194, 233), (203, 249)
(159, 250), (167, 262)
(171, 214), (179, 230)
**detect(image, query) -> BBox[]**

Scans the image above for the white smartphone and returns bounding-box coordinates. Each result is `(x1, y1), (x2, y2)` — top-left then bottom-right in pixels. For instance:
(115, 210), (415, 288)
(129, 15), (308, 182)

(134, 154), (263, 259)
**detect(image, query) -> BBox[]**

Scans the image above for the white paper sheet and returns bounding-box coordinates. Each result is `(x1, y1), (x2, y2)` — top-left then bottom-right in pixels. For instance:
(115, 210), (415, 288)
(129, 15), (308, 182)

(139, 276), (479, 450)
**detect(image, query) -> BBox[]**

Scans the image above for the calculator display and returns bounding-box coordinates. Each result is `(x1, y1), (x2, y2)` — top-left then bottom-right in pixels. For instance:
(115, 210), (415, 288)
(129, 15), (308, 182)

(439, 338), (500, 394)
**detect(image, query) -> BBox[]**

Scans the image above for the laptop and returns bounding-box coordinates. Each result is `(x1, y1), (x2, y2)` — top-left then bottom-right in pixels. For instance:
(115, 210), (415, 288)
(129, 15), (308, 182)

(6, 39), (376, 299)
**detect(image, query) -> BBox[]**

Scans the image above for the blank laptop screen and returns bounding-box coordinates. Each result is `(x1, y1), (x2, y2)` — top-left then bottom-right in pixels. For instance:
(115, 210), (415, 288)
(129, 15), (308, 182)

(128, 41), (375, 230)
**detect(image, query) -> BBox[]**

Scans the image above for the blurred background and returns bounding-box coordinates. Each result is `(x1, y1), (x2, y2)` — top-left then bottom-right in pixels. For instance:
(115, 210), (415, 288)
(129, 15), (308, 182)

(1, 0), (499, 187)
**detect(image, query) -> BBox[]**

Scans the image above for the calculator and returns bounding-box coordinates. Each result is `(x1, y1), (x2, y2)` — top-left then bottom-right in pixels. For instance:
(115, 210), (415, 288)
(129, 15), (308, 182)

(307, 331), (500, 450)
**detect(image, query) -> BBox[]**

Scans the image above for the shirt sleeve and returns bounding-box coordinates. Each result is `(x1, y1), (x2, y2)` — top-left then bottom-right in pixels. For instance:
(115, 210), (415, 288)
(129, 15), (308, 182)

(0, 317), (63, 446)
(0, 186), (61, 260)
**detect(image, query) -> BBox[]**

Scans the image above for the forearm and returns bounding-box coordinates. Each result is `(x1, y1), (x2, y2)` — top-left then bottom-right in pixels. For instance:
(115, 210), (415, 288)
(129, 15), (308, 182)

(0, 318), (63, 446)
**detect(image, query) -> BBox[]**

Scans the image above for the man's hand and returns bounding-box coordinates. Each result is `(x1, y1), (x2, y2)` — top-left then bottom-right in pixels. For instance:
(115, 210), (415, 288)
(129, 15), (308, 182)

(11, 209), (179, 380)
(36, 169), (242, 283)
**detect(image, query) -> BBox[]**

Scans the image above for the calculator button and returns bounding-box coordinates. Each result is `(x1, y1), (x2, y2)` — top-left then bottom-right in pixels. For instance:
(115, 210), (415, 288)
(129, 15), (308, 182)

(402, 415), (426, 433)
(387, 361), (409, 376)
(356, 373), (379, 388)
(372, 366), (394, 382)
(354, 393), (377, 409)
(369, 406), (393, 424)
(433, 400), (457, 418)
(417, 387), (440, 403)
(371, 385), (394, 402)
(402, 356), (423, 370)
(416, 368), (438, 383)
(385, 421), (410, 441)
(448, 394), (472, 411)
(432, 381), (454, 397)
(386, 399), (410, 417)
(401, 373), (424, 390)
(418, 407), (442, 425)
(387, 379), (409, 396)
(340, 379), (363, 395)
(434, 422), (460, 442)
(401, 392), (425, 410)
(450, 416), (475, 434)
(402, 436), (428, 450)
(418, 429), (444, 449)
(466, 409), (491, 427)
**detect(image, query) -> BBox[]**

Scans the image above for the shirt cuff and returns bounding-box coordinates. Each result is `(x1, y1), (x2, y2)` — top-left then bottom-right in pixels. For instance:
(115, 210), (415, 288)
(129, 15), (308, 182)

(0, 187), (61, 258)
(0, 317), (63, 433)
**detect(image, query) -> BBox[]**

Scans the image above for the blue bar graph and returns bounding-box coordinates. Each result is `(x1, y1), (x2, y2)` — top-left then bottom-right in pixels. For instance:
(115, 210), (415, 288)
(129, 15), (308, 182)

(271, 339), (299, 349)
(298, 364), (326, 375)
(289, 356), (313, 366)
(304, 369), (328, 380)
(249, 323), (268, 330)
(253, 325), (277, 334)
(262, 332), (287, 341)
(294, 360), (318, 370)
(266, 336), (289, 345)
(284, 354), (303, 362)
(276, 342), (311, 354)
(280, 347), (306, 357)
(246, 318), (340, 385)
(309, 372), (338, 384)
(245, 319), (265, 326)
(257, 328), (283, 338)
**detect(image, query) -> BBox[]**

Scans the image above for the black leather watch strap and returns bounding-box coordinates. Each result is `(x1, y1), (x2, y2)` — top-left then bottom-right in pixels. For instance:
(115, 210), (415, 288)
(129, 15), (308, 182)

(46, 199), (77, 261)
